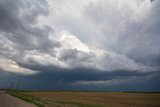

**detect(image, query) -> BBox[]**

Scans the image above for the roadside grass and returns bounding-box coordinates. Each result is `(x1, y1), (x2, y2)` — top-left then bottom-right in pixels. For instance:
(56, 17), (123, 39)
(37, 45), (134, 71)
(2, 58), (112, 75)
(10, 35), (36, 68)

(7, 90), (44, 107)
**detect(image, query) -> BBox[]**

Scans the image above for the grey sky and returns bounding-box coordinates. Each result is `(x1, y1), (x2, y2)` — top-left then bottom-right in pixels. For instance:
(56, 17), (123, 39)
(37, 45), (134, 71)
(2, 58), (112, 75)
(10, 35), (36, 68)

(0, 0), (160, 91)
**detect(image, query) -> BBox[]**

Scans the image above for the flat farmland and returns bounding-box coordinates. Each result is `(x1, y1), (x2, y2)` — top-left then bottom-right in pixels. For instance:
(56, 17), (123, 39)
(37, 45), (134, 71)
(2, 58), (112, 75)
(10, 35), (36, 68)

(11, 91), (160, 107)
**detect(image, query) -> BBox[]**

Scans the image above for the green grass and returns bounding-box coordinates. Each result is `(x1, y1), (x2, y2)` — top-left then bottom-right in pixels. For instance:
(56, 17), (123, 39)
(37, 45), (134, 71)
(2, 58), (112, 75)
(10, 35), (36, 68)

(7, 91), (44, 107)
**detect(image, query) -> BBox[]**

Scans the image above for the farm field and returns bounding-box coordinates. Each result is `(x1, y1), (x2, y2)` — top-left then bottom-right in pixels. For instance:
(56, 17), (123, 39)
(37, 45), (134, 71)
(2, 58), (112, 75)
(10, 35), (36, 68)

(9, 91), (160, 107)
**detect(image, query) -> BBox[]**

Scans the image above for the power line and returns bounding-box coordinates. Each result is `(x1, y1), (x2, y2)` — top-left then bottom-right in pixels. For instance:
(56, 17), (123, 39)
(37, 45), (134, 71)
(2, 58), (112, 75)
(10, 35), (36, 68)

(16, 78), (21, 91)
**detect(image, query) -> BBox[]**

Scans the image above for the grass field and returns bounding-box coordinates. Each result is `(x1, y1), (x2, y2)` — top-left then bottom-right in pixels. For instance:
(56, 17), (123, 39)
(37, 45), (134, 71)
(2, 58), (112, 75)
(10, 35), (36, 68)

(8, 91), (160, 107)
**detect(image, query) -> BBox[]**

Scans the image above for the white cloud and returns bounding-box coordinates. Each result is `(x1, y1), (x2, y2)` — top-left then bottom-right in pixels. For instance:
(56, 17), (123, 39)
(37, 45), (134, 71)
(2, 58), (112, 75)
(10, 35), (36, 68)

(40, 0), (160, 66)
(58, 31), (90, 53)
(55, 31), (157, 72)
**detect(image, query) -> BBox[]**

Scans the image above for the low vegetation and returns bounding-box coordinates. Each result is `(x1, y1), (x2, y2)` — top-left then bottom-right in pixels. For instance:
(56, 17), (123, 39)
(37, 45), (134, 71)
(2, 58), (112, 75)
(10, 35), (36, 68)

(7, 90), (44, 107)
(7, 90), (160, 107)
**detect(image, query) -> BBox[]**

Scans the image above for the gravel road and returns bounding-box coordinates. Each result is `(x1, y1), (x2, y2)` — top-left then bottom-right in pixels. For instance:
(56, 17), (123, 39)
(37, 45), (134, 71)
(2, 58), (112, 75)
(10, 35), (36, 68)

(0, 91), (36, 107)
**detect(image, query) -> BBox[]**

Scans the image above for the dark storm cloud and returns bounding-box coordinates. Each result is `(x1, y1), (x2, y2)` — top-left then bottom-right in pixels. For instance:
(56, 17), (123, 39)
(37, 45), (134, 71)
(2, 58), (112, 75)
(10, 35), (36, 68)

(1, 68), (159, 91)
(0, 0), (48, 32)
(1, 0), (48, 26)
(0, 0), (60, 75)
(0, 0), (59, 52)
(150, 0), (155, 2)
(15, 61), (154, 83)
(0, 0), (22, 32)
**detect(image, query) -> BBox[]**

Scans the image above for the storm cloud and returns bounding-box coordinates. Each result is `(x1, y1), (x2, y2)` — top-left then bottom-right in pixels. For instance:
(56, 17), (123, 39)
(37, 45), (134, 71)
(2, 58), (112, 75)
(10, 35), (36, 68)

(0, 0), (160, 91)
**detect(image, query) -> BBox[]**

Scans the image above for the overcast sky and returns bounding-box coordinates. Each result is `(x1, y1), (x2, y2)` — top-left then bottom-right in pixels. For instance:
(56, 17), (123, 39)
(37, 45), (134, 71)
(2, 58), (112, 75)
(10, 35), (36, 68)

(0, 0), (160, 91)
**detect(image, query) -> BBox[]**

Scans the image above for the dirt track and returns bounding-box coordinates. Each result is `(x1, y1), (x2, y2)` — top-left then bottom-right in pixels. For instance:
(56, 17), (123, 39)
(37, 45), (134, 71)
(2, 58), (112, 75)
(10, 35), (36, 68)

(0, 91), (36, 107)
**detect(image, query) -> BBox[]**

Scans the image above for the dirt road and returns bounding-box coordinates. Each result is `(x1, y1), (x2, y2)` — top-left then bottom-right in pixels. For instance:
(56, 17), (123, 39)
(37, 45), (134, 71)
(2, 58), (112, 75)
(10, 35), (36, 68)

(0, 91), (36, 107)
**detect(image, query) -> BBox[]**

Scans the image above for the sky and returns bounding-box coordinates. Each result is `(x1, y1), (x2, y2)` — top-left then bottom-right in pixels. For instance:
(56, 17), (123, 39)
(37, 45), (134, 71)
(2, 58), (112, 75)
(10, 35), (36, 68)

(0, 0), (160, 91)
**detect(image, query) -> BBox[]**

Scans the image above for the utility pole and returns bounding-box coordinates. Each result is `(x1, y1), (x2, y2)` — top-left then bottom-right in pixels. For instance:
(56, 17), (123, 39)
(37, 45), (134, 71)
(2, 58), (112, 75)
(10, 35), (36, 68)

(16, 78), (21, 91)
